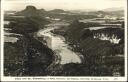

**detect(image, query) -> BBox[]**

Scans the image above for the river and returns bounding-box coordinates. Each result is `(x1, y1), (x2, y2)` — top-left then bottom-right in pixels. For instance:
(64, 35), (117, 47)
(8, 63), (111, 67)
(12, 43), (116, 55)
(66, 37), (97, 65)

(37, 22), (82, 64)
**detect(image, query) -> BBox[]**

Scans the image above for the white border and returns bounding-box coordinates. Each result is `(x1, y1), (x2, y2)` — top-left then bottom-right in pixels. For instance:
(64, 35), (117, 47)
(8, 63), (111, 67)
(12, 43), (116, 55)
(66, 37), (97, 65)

(1, 0), (127, 81)
(1, 0), (4, 81)
(124, 0), (128, 80)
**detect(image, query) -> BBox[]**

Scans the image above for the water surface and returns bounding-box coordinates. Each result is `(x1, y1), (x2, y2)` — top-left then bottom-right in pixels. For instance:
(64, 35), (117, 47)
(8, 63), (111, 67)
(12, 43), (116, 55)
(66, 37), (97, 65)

(37, 23), (82, 64)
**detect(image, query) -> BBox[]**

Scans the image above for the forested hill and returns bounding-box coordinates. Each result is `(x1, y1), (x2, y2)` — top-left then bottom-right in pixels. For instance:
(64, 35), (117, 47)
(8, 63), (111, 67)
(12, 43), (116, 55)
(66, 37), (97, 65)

(4, 6), (55, 76)
(52, 20), (124, 76)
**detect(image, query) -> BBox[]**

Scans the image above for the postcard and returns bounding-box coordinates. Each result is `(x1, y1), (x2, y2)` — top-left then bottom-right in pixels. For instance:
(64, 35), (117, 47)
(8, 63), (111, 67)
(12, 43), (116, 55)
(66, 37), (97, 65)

(0, 0), (127, 81)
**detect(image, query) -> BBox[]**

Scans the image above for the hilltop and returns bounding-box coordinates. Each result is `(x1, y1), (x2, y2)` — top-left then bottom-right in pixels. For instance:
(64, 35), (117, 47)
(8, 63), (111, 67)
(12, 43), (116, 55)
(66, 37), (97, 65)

(16, 5), (43, 17)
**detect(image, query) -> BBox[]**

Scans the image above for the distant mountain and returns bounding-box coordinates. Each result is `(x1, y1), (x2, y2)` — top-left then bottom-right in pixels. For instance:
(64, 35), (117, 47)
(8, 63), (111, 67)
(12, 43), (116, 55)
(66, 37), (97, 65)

(16, 5), (43, 17)
(5, 11), (16, 14)
(101, 7), (124, 17)
(102, 7), (124, 12)
(70, 9), (97, 13)
(48, 9), (69, 14)
(38, 9), (47, 14)
(16, 6), (71, 17)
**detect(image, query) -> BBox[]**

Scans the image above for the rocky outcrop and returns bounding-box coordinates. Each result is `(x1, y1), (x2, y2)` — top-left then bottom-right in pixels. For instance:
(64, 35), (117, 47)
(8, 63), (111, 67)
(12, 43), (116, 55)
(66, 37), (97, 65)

(16, 5), (43, 17)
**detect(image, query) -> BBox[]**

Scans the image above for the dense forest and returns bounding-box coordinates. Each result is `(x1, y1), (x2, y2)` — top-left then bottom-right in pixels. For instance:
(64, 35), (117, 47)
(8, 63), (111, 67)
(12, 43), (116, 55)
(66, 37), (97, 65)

(4, 10), (54, 76)
(4, 5), (125, 76)
(52, 20), (124, 76)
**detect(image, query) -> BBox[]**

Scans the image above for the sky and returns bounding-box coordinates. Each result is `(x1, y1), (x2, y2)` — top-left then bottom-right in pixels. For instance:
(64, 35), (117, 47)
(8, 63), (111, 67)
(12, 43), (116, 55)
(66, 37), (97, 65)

(3, 0), (126, 11)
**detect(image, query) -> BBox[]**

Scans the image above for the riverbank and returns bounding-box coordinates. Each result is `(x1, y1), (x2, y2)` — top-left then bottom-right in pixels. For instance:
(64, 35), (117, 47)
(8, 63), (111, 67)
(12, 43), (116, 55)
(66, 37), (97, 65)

(4, 5), (124, 76)
(36, 22), (82, 64)
(4, 16), (55, 76)
(51, 20), (124, 76)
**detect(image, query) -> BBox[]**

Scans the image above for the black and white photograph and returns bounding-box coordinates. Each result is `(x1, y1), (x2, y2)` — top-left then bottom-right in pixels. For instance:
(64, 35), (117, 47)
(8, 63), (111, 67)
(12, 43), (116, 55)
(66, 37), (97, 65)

(0, 0), (127, 81)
